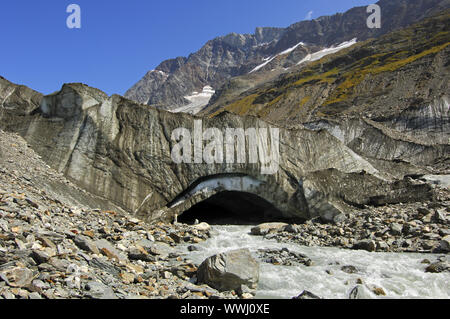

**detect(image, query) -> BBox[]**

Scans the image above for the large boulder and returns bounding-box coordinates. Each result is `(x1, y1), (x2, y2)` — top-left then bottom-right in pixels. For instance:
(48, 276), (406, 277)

(197, 249), (259, 292)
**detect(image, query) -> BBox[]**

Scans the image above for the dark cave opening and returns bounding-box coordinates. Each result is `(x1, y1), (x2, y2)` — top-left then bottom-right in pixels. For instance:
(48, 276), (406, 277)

(178, 191), (293, 225)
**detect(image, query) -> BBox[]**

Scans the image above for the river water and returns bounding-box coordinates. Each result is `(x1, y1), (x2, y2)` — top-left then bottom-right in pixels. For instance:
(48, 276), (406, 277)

(181, 225), (450, 299)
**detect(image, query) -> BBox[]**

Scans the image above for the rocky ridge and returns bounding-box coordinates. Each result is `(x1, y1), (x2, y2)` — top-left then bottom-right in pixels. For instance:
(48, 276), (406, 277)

(204, 11), (449, 127)
(125, 0), (450, 111)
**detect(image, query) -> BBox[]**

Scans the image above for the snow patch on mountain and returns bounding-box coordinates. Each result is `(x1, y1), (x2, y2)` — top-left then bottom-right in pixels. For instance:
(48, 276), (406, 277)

(170, 86), (215, 115)
(297, 38), (357, 65)
(249, 41), (305, 74)
(278, 42), (305, 56)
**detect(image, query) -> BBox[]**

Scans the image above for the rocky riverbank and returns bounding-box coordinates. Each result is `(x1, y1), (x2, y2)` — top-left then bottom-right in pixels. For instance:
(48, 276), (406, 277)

(1, 130), (449, 300)
(0, 177), (238, 299)
(0, 130), (243, 300)
(250, 193), (450, 255)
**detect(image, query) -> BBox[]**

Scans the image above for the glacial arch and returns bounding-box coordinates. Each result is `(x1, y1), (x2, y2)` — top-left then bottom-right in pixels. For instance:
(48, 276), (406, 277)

(148, 174), (308, 223)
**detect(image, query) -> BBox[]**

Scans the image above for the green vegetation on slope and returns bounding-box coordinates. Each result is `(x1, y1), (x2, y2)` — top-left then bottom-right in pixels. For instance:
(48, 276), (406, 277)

(212, 12), (450, 123)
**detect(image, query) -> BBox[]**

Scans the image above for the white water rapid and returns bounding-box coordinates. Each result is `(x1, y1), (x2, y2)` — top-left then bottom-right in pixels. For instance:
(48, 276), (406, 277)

(181, 225), (450, 299)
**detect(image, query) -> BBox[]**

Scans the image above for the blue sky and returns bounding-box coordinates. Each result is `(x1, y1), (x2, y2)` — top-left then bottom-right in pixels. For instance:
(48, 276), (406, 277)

(0, 0), (374, 96)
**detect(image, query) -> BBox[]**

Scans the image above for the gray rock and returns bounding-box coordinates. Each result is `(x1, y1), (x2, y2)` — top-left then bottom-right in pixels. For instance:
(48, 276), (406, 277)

(49, 258), (71, 272)
(149, 242), (174, 257)
(28, 292), (43, 299)
(376, 241), (390, 251)
(332, 213), (347, 224)
(1, 290), (16, 299)
(390, 223), (403, 236)
(73, 236), (100, 255)
(236, 284), (256, 297)
(183, 282), (219, 296)
(31, 279), (50, 291)
(320, 209), (346, 224)
(197, 249), (259, 292)
(37, 236), (57, 250)
(0, 267), (36, 288)
(95, 239), (127, 261)
(439, 235), (450, 252)
(193, 222), (211, 232)
(256, 248), (312, 267)
(341, 265), (359, 274)
(439, 228), (450, 237)
(352, 240), (376, 252)
(283, 224), (301, 234)
(188, 245), (200, 252)
(137, 239), (155, 250)
(434, 209), (448, 223)
(84, 281), (118, 299)
(30, 250), (51, 264)
(425, 261), (450, 273)
(88, 258), (121, 277)
(127, 247), (154, 262)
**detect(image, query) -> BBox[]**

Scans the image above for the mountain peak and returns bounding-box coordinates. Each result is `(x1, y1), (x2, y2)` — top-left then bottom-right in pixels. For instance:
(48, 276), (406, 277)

(125, 0), (449, 113)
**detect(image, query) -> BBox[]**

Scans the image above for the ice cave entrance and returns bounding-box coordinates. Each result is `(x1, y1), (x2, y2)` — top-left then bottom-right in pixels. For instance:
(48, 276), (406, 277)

(178, 191), (288, 225)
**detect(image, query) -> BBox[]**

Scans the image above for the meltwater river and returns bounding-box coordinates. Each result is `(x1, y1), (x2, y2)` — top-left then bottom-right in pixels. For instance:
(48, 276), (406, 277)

(181, 225), (449, 299)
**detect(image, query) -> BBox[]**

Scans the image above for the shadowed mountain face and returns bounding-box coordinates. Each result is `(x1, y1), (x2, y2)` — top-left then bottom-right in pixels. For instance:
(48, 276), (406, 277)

(125, 0), (450, 112)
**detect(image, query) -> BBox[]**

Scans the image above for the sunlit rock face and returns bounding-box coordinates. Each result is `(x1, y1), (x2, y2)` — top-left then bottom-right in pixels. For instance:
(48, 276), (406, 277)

(0, 77), (436, 223)
(124, 0), (449, 112)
